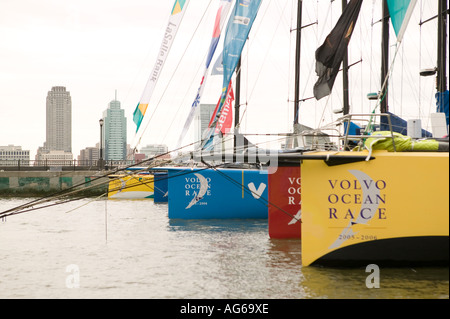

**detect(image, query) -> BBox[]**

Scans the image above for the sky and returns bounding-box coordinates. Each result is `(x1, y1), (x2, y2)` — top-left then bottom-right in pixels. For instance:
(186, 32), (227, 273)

(0, 0), (446, 160)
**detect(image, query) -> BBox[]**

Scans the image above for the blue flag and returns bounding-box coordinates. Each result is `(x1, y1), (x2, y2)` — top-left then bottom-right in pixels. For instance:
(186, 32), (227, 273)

(202, 0), (263, 150)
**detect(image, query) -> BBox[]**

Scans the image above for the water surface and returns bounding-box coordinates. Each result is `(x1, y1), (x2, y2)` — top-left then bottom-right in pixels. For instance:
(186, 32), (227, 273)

(0, 198), (448, 299)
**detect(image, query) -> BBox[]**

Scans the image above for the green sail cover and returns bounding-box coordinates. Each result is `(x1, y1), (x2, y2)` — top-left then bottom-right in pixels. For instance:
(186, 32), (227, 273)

(363, 131), (439, 152)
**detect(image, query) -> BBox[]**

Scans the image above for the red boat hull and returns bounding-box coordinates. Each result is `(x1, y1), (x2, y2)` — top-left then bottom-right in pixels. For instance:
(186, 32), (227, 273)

(268, 165), (301, 239)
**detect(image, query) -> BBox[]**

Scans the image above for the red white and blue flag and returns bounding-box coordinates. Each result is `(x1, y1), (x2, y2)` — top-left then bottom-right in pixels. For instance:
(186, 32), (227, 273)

(177, 0), (233, 148)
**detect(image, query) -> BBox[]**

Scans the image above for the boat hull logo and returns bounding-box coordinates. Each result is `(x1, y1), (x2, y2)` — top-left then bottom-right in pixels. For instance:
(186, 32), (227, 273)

(185, 173), (210, 209)
(248, 182), (266, 199)
(329, 170), (383, 249)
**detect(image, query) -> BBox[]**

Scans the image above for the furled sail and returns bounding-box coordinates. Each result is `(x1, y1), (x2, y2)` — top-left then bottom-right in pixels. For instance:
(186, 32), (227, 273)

(133, 0), (190, 134)
(313, 0), (362, 101)
(176, 0), (233, 148)
(202, 0), (263, 151)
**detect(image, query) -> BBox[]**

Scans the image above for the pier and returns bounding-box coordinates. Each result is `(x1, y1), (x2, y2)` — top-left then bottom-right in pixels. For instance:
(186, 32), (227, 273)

(0, 169), (109, 197)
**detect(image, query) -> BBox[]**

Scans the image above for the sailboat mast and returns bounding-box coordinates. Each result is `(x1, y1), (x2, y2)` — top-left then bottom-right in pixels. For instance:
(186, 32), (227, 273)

(342, 0), (350, 115)
(380, 0), (390, 113)
(293, 0), (303, 125)
(437, 0), (448, 93)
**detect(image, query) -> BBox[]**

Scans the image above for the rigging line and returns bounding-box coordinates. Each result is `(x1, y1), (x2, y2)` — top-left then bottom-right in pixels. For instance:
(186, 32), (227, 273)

(0, 140), (199, 217)
(3, 140), (291, 219)
(0, 173), (110, 216)
(133, 0), (215, 150)
(0, 198), (83, 219)
(105, 198), (108, 243)
(236, 1), (290, 130)
(286, 0), (295, 129)
(161, 57), (205, 145)
(65, 192), (107, 214)
(122, 5), (176, 117)
(201, 161), (301, 222)
(248, 0), (289, 103)
(401, 34), (405, 116)
(2, 139), (292, 220)
(0, 161), (136, 215)
(369, 0), (375, 92)
(215, 128), (291, 155)
(0, 178), (110, 217)
(365, 43), (402, 134)
(0, 161), (226, 219)
(105, 160), (176, 195)
(298, 2), (330, 127)
(107, 176), (155, 194)
(419, 0), (423, 116)
(248, 2), (287, 104)
(229, 0), (284, 129)
(162, 1), (230, 146)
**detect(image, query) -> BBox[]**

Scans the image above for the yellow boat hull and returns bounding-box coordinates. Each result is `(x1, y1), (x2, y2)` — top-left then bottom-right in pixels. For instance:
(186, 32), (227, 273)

(108, 174), (155, 199)
(301, 150), (449, 266)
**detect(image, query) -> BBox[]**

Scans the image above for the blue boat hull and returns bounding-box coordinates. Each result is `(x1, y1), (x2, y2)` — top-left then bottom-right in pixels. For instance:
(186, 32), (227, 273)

(167, 167), (268, 219)
(153, 172), (168, 203)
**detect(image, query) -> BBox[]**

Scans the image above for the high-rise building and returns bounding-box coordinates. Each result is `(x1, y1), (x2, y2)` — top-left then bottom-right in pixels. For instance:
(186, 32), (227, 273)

(195, 103), (216, 146)
(36, 86), (73, 164)
(102, 98), (127, 161)
(45, 86), (72, 152)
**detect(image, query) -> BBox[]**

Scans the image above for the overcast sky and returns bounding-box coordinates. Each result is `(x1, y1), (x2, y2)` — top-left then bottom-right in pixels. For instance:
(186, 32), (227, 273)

(0, 0), (445, 159)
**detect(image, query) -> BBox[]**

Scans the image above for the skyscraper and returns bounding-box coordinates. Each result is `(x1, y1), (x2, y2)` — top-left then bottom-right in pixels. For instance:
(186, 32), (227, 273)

(45, 86), (72, 152)
(102, 98), (127, 161)
(194, 103), (216, 149)
(35, 86), (73, 165)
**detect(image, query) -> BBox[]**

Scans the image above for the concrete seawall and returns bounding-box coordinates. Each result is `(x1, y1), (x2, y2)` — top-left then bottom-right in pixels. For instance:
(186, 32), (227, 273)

(0, 171), (109, 197)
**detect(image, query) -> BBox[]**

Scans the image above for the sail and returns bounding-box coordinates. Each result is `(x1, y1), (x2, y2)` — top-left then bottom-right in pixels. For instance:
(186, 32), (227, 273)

(313, 0), (362, 101)
(211, 49), (224, 75)
(386, 0), (417, 43)
(209, 80), (234, 134)
(202, 0), (263, 150)
(133, 0), (190, 134)
(176, 0), (233, 148)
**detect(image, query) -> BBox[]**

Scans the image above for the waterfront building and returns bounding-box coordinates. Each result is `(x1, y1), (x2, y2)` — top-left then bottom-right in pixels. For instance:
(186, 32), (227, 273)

(102, 98), (127, 161)
(35, 150), (74, 166)
(140, 144), (169, 159)
(36, 86), (73, 163)
(45, 86), (72, 153)
(0, 145), (30, 166)
(78, 146), (100, 166)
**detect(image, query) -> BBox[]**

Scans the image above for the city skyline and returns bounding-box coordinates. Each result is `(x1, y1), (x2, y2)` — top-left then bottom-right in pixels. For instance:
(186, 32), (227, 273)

(0, 1), (182, 161)
(1, 1), (445, 160)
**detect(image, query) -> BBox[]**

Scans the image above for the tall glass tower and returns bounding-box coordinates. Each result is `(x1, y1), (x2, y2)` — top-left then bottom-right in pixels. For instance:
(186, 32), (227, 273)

(102, 97), (127, 161)
(46, 86), (72, 152)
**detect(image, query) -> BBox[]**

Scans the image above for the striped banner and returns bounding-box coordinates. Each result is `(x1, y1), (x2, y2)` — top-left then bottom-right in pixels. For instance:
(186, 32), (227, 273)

(202, 0), (263, 150)
(133, 0), (190, 133)
(177, 0), (233, 148)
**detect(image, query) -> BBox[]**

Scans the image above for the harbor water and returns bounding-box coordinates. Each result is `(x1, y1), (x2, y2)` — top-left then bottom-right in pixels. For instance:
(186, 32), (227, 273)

(0, 197), (448, 299)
